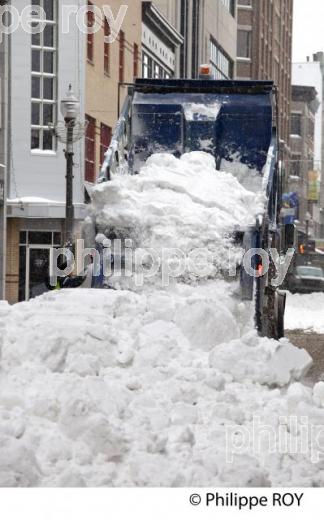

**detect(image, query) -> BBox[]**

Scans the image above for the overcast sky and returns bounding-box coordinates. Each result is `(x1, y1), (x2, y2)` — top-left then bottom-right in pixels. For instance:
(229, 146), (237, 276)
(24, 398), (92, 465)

(293, 0), (324, 62)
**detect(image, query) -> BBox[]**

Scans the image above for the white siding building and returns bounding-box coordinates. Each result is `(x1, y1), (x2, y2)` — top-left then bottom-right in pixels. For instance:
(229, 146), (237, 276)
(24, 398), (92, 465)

(6, 0), (86, 303)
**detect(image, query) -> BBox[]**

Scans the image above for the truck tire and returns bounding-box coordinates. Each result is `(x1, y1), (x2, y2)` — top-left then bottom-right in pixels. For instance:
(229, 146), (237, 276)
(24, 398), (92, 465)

(257, 287), (286, 340)
(276, 291), (286, 339)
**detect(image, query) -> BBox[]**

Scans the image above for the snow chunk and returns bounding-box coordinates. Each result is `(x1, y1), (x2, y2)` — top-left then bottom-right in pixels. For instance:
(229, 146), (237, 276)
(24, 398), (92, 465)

(209, 334), (312, 387)
(267, 341), (313, 386)
(313, 382), (324, 407)
(183, 103), (221, 121)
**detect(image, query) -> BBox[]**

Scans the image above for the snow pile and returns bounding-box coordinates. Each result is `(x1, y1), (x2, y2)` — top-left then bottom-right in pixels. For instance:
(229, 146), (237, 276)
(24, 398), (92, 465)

(0, 287), (315, 487)
(0, 152), (322, 488)
(89, 152), (265, 286)
(220, 157), (264, 193)
(285, 292), (324, 333)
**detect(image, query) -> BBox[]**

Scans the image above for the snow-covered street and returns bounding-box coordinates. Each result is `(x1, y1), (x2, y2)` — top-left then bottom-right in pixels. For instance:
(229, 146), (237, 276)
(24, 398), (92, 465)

(285, 292), (324, 384)
(1, 153), (324, 487)
(285, 292), (324, 334)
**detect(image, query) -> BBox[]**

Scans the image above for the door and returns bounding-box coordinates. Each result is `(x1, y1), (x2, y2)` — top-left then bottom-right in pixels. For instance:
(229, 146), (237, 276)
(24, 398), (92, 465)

(26, 246), (51, 301)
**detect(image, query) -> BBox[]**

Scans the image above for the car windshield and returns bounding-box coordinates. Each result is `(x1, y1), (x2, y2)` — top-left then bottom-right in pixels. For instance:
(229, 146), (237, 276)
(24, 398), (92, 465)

(296, 266), (324, 278)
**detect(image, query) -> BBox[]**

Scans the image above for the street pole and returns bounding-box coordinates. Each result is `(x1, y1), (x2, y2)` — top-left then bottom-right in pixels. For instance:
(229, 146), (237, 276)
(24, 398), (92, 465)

(60, 85), (80, 248)
(64, 120), (75, 247)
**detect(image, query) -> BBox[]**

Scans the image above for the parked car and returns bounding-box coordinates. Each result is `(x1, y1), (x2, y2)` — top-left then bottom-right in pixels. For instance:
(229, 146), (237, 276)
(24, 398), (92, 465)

(287, 265), (324, 294)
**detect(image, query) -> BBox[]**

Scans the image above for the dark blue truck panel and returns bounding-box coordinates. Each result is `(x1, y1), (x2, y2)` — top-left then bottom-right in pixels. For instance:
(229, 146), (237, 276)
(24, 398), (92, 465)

(131, 79), (273, 175)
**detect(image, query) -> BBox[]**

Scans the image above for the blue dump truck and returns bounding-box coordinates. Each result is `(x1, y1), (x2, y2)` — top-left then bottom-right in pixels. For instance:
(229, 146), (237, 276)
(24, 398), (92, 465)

(94, 78), (294, 340)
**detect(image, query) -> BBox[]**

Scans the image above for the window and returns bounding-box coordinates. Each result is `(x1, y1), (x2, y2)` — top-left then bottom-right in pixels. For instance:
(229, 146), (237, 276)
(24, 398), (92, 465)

(291, 113), (302, 136)
(133, 43), (139, 78)
(273, 60), (280, 85)
(307, 153), (314, 172)
(142, 52), (152, 78)
(237, 0), (251, 5)
(100, 123), (112, 166)
(290, 154), (302, 177)
(308, 117), (315, 140)
(237, 30), (252, 59)
(104, 19), (110, 74)
(221, 0), (236, 16)
(142, 51), (171, 79)
(268, 1), (273, 27)
(87, 2), (94, 62)
(119, 30), (125, 83)
(274, 13), (281, 42)
(154, 63), (160, 79)
(85, 115), (96, 183)
(210, 39), (233, 79)
(31, 0), (56, 151)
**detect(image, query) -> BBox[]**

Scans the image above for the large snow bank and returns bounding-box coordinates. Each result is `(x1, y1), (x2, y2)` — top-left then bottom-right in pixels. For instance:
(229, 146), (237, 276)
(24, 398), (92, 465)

(285, 292), (324, 333)
(0, 153), (321, 488)
(0, 288), (315, 487)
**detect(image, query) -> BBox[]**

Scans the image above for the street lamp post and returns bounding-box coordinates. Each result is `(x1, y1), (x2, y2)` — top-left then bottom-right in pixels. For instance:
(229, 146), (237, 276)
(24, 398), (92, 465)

(60, 85), (80, 247)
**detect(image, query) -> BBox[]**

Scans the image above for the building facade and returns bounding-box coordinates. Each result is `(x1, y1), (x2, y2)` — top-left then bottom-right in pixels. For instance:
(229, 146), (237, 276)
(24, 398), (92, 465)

(84, 0), (238, 185)
(153, 0), (237, 80)
(85, 0), (142, 186)
(288, 85), (318, 235)
(293, 54), (324, 239)
(141, 1), (183, 80)
(236, 0), (293, 158)
(0, 0), (9, 300)
(6, 0), (86, 303)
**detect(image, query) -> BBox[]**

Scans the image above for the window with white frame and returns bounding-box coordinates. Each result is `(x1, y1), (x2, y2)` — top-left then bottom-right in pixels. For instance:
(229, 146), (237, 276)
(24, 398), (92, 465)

(237, 29), (252, 59)
(142, 51), (172, 79)
(31, 0), (57, 151)
(210, 39), (233, 79)
(220, 0), (236, 16)
(291, 112), (302, 136)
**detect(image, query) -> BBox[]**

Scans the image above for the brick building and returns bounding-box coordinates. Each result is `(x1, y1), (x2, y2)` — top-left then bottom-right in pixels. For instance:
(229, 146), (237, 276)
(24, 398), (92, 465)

(289, 85), (319, 232)
(236, 0), (293, 160)
(293, 54), (324, 239)
(85, 0), (142, 187)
